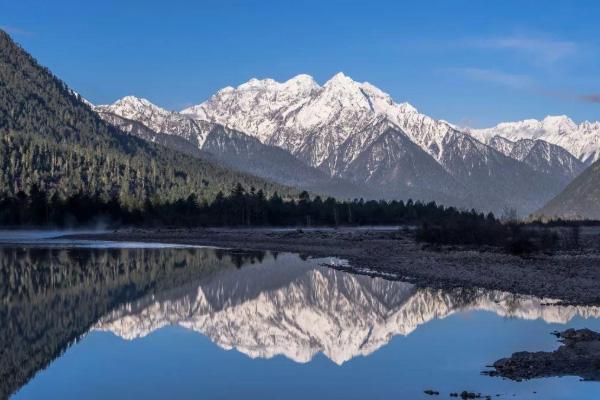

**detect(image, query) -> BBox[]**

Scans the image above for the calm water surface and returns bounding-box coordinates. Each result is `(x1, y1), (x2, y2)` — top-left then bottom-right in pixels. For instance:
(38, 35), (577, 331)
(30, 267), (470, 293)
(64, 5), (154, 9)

(1, 233), (600, 399)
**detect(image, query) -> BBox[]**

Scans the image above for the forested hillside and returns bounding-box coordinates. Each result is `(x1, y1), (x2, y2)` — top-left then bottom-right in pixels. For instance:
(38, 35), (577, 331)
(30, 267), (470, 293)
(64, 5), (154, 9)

(0, 30), (292, 208)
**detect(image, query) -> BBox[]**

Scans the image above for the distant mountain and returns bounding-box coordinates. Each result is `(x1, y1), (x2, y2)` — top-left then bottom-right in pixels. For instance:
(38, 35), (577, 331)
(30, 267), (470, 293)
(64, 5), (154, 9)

(97, 110), (206, 159)
(181, 73), (574, 214)
(322, 116), (470, 205)
(472, 116), (600, 165)
(0, 29), (289, 205)
(536, 160), (600, 220)
(96, 96), (212, 148)
(96, 96), (371, 199)
(487, 136), (585, 184)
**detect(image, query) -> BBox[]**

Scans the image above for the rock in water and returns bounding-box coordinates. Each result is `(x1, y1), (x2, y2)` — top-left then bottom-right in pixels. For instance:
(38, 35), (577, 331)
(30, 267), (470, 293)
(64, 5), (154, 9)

(485, 328), (600, 381)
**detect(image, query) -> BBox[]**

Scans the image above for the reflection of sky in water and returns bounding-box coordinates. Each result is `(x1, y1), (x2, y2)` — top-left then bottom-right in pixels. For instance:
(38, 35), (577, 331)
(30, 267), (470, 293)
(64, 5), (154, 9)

(0, 230), (207, 249)
(15, 314), (600, 400)
(4, 241), (600, 399)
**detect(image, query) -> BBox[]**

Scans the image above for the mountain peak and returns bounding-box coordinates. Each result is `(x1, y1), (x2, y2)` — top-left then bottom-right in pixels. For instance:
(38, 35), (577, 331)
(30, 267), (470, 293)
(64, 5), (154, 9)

(331, 71), (349, 79)
(112, 95), (159, 110)
(217, 86), (235, 94)
(229, 75), (320, 96)
(324, 72), (355, 87)
(237, 77), (278, 91)
(285, 74), (319, 87)
(91, 68), (591, 214)
(472, 114), (600, 163)
(397, 101), (418, 114)
(99, 96), (176, 120)
(542, 114), (576, 128)
(543, 114), (571, 122)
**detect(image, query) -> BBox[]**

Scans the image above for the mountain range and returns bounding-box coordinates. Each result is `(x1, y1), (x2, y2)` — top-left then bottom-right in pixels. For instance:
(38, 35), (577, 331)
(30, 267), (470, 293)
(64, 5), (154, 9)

(471, 116), (600, 165)
(471, 117), (600, 219)
(95, 73), (596, 215)
(95, 97), (368, 199)
(2, 27), (600, 219)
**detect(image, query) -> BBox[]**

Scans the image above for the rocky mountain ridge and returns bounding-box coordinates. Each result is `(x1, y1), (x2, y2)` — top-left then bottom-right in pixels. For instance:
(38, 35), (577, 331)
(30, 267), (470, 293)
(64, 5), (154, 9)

(472, 115), (600, 164)
(95, 98), (369, 198)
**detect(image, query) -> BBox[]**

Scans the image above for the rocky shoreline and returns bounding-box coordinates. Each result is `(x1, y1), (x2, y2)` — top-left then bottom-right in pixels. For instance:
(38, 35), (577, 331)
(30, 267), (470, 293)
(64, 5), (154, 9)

(63, 226), (600, 305)
(485, 329), (600, 381)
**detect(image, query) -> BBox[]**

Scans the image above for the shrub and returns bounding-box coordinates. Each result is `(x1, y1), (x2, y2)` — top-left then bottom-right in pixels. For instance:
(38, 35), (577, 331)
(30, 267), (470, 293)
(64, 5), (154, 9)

(416, 218), (561, 255)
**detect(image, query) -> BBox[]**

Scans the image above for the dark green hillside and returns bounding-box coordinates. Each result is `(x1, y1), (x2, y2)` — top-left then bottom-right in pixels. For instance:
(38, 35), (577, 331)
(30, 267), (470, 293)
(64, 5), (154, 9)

(0, 30), (292, 207)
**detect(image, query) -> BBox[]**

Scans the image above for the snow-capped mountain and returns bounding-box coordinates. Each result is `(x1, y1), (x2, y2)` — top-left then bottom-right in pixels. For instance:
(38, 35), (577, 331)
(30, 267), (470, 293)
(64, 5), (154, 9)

(323, 116), (471, 206)
(92, 73), (594, 214)
(181, 73), (579, 214)
(95, 97), (370, 198)
(182, 72), (451, 167)
(488, 136), (585, 183)
(472, 116), (600, 165)
(97, 110), (207, 158)
(184, 73), (374, 167)
(94, 254), (600, 365)
(96, 96), (212, 148)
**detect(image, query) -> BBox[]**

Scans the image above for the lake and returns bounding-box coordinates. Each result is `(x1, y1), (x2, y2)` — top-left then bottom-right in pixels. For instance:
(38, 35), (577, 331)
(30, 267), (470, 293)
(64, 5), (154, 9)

(1, 233), (600, 399)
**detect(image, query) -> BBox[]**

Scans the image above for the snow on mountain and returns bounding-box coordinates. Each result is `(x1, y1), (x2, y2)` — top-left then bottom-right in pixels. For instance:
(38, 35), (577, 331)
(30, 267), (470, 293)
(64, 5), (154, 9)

(324, 116), (468, 204)
(94, 74), (593, 214)
(183, 73), (598, 178)
(95, 96), (212, 148)
(181, 73), (581, 214)
(182, 72), (438, 167)
(472, 115), (600, 164)
(488, 135), (517, 157)
(94, 254), (600, 365)
(184, 74), (320, 150)
(95, 96), (370, 198)
(96, 111), (208, 158)
(200, 123), (372, 197)
(181, 72), (493, 173)
(488, 136), (585, 182)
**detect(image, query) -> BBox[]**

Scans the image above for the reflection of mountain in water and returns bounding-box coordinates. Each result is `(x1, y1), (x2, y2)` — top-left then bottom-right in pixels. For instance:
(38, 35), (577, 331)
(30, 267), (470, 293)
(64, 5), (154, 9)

(3, 244), (600, 399)
(95, 253), (600, 365)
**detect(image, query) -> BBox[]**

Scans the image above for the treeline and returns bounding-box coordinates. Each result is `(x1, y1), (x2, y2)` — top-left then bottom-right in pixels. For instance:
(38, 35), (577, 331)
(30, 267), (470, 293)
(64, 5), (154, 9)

(415, 215), (590, 254)
(1, 183), (589, 255)
(0, 183), (494, 228)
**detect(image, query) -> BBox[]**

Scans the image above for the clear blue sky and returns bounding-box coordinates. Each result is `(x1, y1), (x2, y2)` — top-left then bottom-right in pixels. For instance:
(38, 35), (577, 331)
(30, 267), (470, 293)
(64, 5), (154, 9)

(2, 0), (599, 127)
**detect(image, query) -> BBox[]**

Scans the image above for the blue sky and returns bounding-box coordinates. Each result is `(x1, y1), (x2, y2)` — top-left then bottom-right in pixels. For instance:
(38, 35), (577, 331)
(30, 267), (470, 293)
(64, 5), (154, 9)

(2, 0), (599, 127)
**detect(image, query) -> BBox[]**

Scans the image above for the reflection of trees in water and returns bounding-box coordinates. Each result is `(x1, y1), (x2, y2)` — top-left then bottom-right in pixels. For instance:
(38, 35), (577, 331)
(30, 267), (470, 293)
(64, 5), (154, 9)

(214, 249), (266, 268)
(0, 246), (265, 399)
